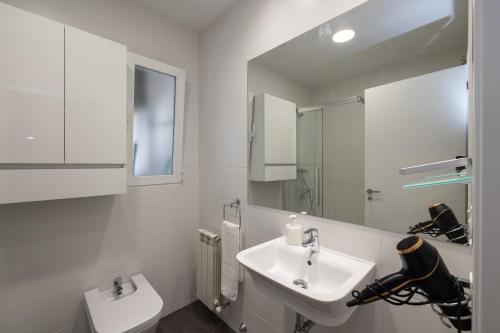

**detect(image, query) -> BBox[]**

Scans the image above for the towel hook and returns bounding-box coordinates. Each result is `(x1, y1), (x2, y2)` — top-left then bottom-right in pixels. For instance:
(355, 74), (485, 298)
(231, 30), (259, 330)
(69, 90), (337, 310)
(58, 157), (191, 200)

(223, 198), (242, 226)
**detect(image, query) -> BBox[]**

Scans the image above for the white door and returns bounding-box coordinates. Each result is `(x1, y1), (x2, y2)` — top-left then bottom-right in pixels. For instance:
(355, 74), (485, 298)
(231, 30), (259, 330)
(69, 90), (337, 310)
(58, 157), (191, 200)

(0, 3), (64, 163)
(364, 66), (467, 233)
(65, 26), (127, 164)
(323, 102), (365, 224)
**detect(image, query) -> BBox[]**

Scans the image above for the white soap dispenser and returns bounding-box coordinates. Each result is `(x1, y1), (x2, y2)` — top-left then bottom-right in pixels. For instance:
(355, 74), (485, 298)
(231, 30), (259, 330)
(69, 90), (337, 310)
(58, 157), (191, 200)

(286, 214), (303, 246)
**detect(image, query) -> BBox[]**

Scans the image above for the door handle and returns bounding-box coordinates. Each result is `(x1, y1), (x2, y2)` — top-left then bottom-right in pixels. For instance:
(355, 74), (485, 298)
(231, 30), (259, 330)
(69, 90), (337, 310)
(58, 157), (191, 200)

(366, 188), (381, 201)
(366, 188), (381, 195)
(315, 168), (321, 208)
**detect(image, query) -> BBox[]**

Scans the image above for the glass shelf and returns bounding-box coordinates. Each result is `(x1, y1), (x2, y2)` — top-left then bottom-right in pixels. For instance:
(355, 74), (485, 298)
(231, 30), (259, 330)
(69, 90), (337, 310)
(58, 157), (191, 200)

(403, 173), (471, 189)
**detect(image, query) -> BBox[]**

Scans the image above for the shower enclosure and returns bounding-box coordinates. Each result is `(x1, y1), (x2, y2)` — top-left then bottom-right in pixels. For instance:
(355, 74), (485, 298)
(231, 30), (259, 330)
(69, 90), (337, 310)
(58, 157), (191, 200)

(284, 107), (323, 216)
(284, 96), (365, 224)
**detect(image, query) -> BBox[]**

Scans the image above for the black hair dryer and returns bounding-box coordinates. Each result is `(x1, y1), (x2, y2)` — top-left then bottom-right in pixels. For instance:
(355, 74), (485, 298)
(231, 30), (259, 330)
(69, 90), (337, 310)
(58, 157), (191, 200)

(346, 236), (471, 331)
(408, 203), (469, 245)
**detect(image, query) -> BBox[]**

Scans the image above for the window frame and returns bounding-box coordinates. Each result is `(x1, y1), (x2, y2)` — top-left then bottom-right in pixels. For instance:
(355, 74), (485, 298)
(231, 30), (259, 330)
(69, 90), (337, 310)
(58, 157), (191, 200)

(127, 52), (186, 186)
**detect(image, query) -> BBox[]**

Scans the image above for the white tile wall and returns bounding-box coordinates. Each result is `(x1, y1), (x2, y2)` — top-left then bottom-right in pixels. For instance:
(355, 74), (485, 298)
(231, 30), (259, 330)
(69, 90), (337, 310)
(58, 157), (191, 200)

(199, 1), (473, 333)
(0, 0), (199, 332)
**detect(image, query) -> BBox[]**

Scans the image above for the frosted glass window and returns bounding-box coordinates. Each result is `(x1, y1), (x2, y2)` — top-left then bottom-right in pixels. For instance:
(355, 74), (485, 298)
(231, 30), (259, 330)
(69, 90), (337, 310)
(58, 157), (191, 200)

(132, 66), (176, 176)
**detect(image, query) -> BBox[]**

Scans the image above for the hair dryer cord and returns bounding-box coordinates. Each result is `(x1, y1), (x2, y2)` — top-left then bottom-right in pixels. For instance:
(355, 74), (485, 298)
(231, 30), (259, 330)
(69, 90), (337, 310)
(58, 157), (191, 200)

(350, 277), (467, 333)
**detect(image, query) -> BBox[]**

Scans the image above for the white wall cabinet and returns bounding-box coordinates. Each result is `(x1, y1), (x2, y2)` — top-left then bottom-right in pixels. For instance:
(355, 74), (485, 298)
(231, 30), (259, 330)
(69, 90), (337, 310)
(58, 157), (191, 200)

(65, 26), (126, 164)
(0, 2), (65, 164)
(0, 3), (126, 204)
(250, 93), (297, 181)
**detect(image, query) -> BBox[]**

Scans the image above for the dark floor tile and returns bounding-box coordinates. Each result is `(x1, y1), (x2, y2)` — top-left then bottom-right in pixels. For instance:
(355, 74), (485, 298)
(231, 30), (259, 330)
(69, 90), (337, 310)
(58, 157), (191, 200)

(158, 301), (235, 333)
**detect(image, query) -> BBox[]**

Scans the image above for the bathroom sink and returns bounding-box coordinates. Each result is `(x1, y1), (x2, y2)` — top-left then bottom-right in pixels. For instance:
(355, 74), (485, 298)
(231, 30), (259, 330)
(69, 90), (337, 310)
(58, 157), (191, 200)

(236, 237), (375, 326)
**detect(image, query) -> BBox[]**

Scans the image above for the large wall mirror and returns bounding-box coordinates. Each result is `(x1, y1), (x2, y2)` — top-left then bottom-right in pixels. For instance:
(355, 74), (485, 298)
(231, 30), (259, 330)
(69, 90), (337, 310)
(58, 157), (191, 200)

(247, 0), (472, 246)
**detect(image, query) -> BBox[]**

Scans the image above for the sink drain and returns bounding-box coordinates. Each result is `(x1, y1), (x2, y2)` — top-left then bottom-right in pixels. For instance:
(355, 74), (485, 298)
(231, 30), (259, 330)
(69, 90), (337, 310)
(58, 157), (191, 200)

(293, 279), (308, 289)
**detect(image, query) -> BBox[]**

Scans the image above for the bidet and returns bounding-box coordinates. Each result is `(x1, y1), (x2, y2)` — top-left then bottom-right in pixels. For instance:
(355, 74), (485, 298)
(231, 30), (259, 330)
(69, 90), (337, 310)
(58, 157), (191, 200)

(84, 274), (163, 333)
(113, 276), (123, 297)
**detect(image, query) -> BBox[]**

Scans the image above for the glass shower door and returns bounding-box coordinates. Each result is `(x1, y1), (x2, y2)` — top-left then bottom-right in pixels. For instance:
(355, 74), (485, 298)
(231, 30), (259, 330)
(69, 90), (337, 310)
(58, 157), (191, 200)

(284, 109), (323, 217)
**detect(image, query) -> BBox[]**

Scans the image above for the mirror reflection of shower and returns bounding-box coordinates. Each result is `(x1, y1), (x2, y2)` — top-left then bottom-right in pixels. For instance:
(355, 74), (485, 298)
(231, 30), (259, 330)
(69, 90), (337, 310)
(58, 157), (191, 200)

(296, 167), (315, 215)
(286, 96), (365, 223)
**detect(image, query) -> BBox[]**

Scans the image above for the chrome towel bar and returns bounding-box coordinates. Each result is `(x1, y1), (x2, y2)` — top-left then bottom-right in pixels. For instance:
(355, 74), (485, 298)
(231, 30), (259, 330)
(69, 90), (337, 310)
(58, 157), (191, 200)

(223, 199), (241, 226)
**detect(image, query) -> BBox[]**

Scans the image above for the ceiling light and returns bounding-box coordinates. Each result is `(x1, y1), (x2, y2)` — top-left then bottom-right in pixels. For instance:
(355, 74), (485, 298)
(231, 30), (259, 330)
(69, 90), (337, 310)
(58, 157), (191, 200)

(332, 29), (356, 43)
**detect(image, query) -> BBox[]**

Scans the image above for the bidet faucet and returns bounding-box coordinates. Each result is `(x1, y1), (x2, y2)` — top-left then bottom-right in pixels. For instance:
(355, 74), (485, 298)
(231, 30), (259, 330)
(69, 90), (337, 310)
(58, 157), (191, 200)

(302, 228), (320, 264)
(113, 277), (123, 297)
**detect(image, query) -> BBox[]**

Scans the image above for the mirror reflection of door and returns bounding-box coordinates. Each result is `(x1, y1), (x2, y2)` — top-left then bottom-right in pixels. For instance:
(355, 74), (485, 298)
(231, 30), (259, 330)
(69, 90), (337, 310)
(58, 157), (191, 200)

(364, 65), (467, 233)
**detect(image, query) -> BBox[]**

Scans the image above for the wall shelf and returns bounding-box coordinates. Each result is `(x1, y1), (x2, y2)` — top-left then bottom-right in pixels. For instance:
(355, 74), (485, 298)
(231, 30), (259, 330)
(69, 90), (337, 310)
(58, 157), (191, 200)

(399, 158), (470, 175)
(403, 172), (471, 189)
(400, 157), (472, 190)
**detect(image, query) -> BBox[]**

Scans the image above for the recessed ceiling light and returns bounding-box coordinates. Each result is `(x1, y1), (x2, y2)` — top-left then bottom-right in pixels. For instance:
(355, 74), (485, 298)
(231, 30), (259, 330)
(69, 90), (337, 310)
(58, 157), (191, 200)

(332, 29), (356, 43)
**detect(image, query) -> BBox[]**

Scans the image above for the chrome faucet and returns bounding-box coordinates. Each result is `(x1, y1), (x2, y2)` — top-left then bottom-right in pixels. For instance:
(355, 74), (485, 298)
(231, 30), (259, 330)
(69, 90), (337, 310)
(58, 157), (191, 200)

(113, 277), (123, 297)
(302, 228), (320, 264)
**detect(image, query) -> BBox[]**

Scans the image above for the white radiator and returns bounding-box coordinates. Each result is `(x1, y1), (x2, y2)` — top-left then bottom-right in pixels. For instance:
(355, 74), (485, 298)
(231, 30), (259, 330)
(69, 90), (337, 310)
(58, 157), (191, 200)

(196, 229), (222, 311)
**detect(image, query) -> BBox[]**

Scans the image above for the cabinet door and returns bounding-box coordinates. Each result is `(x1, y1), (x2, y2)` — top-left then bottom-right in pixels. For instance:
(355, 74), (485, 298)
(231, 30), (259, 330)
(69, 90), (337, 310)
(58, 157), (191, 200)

(65, 26), (126, 164)
(263, 94), (296, 164)
(0, 3), (64, 163)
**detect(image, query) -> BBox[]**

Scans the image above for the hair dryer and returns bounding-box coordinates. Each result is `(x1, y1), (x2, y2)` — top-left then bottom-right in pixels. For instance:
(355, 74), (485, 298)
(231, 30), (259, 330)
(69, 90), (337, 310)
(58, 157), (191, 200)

(408, 203), (468, 244)
(346, 236), (471, 331)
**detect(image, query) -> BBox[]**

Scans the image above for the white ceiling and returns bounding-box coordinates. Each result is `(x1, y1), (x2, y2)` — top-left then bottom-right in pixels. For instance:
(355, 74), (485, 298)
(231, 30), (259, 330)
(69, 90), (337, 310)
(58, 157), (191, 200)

(136, 0), (238, 31)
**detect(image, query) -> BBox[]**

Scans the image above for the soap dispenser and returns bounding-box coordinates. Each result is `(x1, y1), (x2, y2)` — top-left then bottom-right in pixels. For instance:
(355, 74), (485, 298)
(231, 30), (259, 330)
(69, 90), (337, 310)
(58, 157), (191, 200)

(286, 214), (303, 245)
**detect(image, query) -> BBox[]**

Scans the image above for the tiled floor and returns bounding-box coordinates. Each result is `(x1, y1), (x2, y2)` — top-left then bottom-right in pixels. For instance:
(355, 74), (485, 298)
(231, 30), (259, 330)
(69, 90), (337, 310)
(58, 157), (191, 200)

(157, 301), (235, 333)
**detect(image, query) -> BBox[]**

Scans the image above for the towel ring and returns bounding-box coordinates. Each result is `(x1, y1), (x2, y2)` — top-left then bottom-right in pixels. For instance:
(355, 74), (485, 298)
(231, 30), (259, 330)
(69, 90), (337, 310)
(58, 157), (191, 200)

(223, 199), (241, 226)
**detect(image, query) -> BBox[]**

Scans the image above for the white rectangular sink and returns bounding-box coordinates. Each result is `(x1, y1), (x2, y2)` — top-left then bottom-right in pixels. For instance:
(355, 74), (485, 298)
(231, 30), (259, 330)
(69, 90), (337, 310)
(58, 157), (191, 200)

(237, 236), (375, 326)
